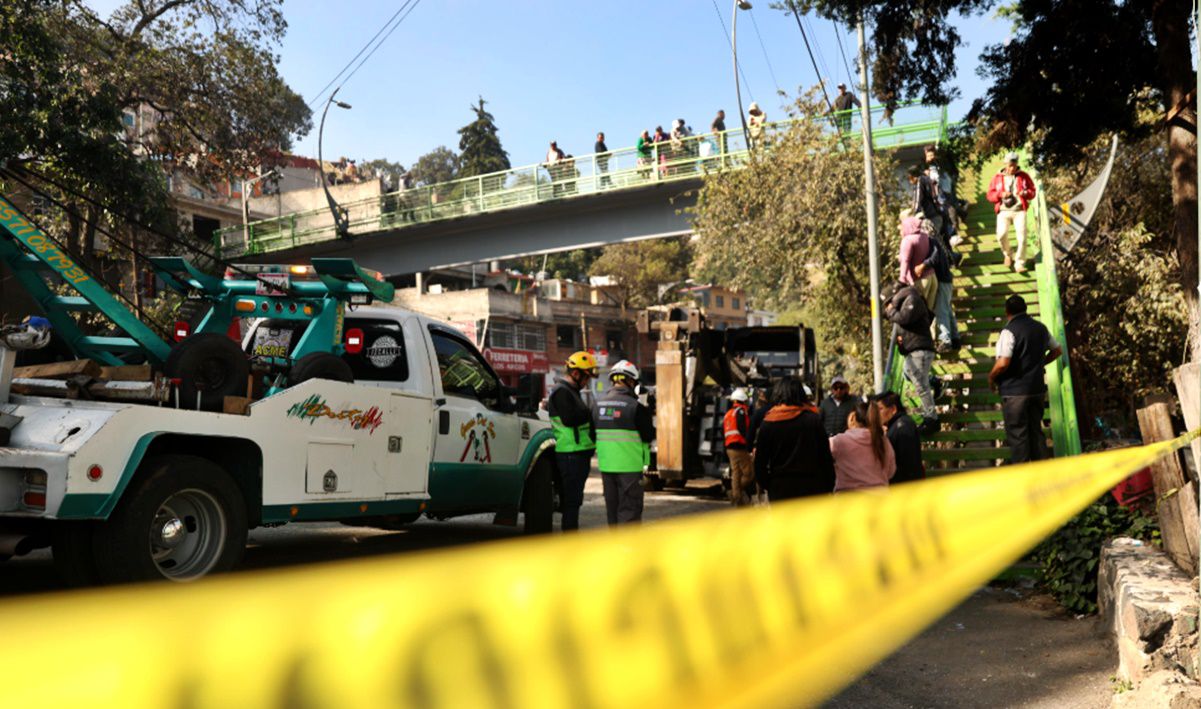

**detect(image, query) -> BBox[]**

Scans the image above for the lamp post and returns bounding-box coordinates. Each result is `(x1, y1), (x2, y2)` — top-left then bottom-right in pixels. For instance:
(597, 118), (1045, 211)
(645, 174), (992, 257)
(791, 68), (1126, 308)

(732, 0), (753, 148)
(241, 168), (279, 251)
(318, 87), (353, 240)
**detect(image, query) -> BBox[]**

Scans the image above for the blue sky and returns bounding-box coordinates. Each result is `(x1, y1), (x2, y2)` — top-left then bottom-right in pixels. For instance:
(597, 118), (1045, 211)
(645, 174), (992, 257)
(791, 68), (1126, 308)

(86, 0), (1012, 170)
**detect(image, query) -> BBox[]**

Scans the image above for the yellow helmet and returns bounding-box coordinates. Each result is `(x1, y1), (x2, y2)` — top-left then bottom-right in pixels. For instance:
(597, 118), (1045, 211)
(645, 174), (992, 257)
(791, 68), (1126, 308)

(565, 350), (598, 376)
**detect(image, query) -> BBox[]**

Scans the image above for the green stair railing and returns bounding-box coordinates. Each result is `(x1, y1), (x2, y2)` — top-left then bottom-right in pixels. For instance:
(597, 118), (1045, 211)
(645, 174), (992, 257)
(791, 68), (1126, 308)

(216, 102), (950, 258)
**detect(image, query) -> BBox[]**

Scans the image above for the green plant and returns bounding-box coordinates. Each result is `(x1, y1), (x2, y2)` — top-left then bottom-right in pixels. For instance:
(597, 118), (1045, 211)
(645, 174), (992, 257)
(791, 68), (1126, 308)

(1035, 497), (1160, 614)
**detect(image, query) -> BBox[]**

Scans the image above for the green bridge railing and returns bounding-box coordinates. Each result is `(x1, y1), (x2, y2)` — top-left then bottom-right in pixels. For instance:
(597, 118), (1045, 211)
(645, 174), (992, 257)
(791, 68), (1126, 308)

(215, 102), (949, 258)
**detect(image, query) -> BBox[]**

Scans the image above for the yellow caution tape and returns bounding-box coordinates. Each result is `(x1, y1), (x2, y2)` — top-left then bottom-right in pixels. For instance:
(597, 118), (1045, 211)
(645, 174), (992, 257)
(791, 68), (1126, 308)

(0, 432), (1195, 708)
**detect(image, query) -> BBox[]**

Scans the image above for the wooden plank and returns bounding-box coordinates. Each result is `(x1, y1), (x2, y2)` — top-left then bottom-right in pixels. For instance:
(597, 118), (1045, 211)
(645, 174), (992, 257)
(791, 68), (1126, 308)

(653, 348), (684, 475)
(1171, 363), (1201, 485)
(99, 364), (153, 382)
(1136, 402), (1200, 575)
(12, 359), (101, 380)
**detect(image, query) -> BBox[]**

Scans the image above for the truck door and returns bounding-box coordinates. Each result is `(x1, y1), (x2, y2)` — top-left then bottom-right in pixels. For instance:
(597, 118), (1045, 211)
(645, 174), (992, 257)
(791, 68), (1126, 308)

(426, 327), (521, 512)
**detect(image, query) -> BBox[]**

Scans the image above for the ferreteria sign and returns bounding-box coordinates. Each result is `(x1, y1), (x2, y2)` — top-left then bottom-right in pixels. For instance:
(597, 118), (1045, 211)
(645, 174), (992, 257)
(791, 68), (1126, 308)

(484, 347), (549, 374)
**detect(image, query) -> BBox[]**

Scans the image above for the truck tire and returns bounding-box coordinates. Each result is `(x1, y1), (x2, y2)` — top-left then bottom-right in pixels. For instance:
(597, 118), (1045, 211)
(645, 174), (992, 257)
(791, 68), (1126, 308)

(51, 521), (101, 588)
(522, 456), (554, 534)
(288, 352), (354, 386)
(165, 334), (250, 412)
(93, 455), (247, 583)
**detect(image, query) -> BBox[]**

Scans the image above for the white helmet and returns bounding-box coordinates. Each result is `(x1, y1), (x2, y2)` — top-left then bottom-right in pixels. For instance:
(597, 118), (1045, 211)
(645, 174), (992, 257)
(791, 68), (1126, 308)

(730, 387), (749, 403)
(609, 359), (640, 382)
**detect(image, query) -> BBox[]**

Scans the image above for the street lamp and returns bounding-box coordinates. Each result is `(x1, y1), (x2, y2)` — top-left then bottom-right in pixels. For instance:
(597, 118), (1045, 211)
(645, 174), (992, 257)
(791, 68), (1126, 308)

(241, 167), (279, 251)
(732, 1), (753, 148)
(318, 86), (353, 240)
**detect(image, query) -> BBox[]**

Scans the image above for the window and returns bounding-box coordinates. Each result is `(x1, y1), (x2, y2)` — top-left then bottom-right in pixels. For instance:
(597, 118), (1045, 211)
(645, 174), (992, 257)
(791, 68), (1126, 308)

(430, 329), (501, 406)
(343, 319), (409, 382)
(556, 325), (580, 349)
(488, 322), (515, 349)
(698, 291), (711, 308)
(121, 111), (135, 127)
(716, 295), (725, 308)
(519, 324), (545, 351)
(732, 297), (741, 310)
(605, 330), (624, 352)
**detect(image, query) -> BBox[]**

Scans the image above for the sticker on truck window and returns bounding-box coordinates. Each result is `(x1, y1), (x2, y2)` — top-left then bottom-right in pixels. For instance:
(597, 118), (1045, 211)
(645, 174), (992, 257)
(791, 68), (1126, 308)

(252, 327), (292, 358)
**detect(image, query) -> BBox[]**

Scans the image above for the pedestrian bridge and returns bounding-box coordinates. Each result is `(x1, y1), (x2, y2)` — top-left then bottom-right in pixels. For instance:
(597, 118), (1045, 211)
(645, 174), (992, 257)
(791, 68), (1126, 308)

(216, 102), (950, 274)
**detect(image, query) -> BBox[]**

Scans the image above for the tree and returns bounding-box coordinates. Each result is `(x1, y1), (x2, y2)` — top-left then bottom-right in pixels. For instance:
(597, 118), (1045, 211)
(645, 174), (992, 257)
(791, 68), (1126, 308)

(691, 95), (899, 391)
(410, 146), (461, 186)
(506, 249), (599, 281)
(787, 0), (1199, 361)
(457, 97), (511, 186)
(1, 0), (311, 269)
(588, 238), (693, 311)
(360, 159), (407, 190)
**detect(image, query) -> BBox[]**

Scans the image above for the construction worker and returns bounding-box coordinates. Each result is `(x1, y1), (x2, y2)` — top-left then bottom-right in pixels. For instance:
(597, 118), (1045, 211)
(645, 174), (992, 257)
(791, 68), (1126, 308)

(723, 387), (755, 506)
(547, 351), (598, 531)
(593, 360), (655, 525)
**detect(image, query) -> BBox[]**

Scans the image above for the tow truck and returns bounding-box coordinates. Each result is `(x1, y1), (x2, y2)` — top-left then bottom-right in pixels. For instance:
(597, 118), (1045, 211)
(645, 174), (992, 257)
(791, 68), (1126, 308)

(0, 194), (556, 583)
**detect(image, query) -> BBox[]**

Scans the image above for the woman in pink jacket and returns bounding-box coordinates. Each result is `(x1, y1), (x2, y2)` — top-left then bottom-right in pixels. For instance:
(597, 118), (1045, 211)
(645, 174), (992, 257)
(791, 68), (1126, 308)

(829, 401), (896, 492)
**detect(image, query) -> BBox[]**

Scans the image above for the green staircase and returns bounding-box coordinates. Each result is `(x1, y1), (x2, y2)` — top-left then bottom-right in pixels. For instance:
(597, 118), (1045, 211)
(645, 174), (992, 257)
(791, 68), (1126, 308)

(886, 153), (1082, 473)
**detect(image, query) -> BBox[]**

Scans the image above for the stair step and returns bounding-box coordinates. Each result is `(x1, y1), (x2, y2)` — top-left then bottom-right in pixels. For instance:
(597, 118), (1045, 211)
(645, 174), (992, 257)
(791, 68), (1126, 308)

(923, 447), (1013, 461)
(939, 409), (1049, 423)
(957, 305), (1040, 320)
(48, 295), (98, 312)
(926, 465), (1004, 477)
(933, 361), (996, 375)
(954, 272), (1037, 286)
(926, 428), (1052, 443)
(77, 336), (141, 353)
(936, 392), (1000, 406)
(958, 263), (1024, 276)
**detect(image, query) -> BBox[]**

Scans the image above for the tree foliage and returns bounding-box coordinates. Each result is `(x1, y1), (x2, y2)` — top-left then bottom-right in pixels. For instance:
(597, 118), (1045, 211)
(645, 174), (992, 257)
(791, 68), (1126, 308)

(692, 95), (899, 391)
(506, 249), (599, 282)
(588, 238), (693, 310)
(410, 146), (461, 186)
(1, 0), (310, 271)
(456, 97), (510, 180)
(1039, 128), (1187, 429)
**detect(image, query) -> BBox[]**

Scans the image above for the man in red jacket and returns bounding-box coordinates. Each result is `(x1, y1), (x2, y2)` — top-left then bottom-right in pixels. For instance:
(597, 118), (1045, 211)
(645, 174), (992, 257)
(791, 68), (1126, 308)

(986, 152), (1037, 273)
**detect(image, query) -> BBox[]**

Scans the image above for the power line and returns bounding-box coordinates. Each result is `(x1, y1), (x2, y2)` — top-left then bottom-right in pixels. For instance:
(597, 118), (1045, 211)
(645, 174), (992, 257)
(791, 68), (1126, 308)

(748, 8), (782, 96)
(710, 0), (756, 104)
(833, 21), (857, 86)
(802, 14), (834, 90)
(306, 0), (419, 108)
(335, 0), (424, 97)
(786, 7), (835, 114)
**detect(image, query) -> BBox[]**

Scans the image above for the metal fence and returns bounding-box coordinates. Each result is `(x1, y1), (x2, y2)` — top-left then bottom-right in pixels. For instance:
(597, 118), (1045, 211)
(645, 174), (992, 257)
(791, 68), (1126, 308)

(215, 102), (949, 258)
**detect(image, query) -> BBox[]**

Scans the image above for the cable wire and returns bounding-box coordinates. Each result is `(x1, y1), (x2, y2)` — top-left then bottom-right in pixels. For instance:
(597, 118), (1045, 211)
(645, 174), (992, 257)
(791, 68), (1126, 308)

(786, 7), (835, 116)
(335, 0), (423, 97)
(748, 8), (782, 96)
(710, 0), (756, 104)
(307, 0), (420, 107)
(833, 21), (857, 87)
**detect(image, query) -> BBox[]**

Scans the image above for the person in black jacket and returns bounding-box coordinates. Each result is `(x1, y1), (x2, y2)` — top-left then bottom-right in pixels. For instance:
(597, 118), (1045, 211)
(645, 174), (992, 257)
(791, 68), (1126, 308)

(883, 279), (939, 436)
(875, 391), (925, 484)
(753, 378), (835, 500)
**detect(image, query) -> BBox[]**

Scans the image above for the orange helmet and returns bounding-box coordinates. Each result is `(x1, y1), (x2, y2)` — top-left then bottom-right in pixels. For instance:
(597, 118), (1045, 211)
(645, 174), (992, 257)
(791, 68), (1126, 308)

(565, 350), (598, 376)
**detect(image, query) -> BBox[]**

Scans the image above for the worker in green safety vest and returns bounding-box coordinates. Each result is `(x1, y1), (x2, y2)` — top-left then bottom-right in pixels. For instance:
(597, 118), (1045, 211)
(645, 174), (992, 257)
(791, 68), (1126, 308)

(593, 359), (654, 525)
(546, 351), (598, 531)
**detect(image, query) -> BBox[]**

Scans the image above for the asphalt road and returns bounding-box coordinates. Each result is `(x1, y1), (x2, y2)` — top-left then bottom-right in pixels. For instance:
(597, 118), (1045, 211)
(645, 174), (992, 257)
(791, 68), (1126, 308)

(0, 475), (729, 596)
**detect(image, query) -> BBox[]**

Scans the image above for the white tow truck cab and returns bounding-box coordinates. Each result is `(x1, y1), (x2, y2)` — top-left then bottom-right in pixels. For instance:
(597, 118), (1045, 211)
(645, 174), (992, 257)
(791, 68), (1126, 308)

(0, 270), (556, 583)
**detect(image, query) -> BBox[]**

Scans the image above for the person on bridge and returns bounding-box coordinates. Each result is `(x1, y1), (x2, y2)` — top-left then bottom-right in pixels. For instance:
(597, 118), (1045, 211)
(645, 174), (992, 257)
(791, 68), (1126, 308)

(875, 392), (925, 484)
(636, 130), (653, 177)
(753, 378), (834, 500)
(546, 141), (566, 196)
(830, 401), (896, 492)
(883, 279), (939, 435)
(593, 360), (654, 525)
(988, 295), (1063, 464)
(832, 83), (860, 133)
(819, 375), (855, 436)
(547, 351), (598, 531)
(723, 387), (754, 506)
(711, 110), (728, 162)
(747, 102), (767, 149)
(987, 152), (1037, 273)
(595, 132), (611, 188)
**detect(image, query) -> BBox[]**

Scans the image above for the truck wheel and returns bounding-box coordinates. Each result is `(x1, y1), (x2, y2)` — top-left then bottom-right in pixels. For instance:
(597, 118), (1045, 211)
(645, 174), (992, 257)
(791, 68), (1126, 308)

(288, 352), (354, 386)
(165, 333), (250, 412)
(93, 455), (247, 583)
(51, 521), (101, 587)
(522, 456), (554, 534)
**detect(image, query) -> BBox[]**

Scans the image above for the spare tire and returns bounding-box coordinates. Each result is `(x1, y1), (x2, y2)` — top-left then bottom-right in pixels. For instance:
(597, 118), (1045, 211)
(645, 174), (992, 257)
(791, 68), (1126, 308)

(165, 333), (250, 412)
(288, 352), (354, 387)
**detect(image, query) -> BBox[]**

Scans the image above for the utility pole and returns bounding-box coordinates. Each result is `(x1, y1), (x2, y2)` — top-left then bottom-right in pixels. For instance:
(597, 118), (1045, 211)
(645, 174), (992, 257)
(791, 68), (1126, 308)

(857, 13), (884, 392)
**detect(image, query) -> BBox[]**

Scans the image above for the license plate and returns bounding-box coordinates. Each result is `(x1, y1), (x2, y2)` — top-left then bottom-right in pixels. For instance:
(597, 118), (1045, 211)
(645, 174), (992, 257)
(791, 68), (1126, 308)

(255, 273), (290, 296)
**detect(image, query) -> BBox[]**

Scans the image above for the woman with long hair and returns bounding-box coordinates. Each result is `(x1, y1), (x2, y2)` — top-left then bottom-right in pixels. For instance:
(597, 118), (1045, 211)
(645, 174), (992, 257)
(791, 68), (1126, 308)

(752, 377), (835, 500)
(829, 400), (896, 492)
